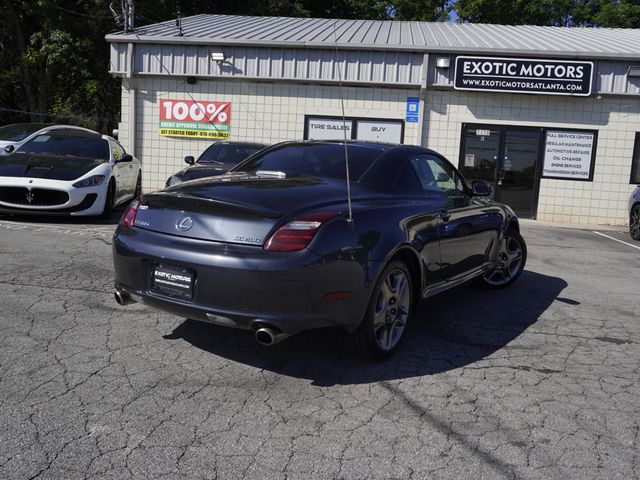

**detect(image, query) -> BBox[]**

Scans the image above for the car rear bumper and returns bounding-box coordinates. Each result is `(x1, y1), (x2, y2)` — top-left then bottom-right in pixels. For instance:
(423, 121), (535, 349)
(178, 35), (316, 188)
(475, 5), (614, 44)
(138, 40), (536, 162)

(113, 226), (376, 335)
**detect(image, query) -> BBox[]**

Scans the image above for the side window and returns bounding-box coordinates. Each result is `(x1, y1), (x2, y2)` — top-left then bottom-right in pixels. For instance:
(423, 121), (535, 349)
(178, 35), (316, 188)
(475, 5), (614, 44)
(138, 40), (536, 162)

(408, 154), (466, 195)
(110, 140), (125, 161)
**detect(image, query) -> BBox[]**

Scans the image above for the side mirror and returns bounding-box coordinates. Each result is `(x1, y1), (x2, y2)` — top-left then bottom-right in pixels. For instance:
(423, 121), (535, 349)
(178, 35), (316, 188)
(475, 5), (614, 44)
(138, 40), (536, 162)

(184, 155), (195, 165)
(471, 180), (492, 197)
(117, 153), (133, 163)
(4, 145), (15, 154)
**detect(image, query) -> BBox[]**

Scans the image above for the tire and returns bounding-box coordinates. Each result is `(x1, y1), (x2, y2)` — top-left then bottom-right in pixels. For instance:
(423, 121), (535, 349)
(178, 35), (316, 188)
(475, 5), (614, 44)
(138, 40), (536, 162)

(100, 180), (115, 219)
(480, 228), (527, 288)
(344, 260), (413, 361)
(630, 205), (640, 241)
(134, 172), (142, 198)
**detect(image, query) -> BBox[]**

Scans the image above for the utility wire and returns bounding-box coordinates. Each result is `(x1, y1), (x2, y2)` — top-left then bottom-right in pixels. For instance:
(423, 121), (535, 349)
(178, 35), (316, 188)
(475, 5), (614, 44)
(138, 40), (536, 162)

(54, 5), (113, 19)
(0, 107), (113, 123)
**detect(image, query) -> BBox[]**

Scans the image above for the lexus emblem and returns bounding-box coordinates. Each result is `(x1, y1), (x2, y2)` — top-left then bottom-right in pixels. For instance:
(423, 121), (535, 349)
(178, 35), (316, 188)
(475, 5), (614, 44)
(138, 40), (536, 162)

(26, 191), (34, 204)
(175, 216), (193, 232)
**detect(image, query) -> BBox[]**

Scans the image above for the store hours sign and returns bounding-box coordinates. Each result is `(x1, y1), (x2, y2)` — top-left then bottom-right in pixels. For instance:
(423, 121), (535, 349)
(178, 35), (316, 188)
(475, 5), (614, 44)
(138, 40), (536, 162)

(454, 56), (593, 96)
(159, 100), (231, 139)
(543, 130), (597, 181)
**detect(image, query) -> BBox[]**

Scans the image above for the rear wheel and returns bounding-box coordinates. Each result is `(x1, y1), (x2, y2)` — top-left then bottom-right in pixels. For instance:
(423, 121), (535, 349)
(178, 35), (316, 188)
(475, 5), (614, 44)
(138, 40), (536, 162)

(630, 205), (640, 241)
(344, 260), (413, 360)
(480, 228), (527, 288)
(100, 180), (115, 219)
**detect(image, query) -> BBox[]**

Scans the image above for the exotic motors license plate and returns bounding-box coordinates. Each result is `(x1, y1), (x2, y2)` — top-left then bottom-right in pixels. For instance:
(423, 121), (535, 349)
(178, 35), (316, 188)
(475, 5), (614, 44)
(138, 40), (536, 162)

(151, 264), (194, 299)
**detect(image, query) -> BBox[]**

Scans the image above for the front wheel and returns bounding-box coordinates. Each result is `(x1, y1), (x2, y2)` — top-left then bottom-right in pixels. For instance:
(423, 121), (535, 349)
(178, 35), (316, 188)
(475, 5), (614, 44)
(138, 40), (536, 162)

(344, 260), (413, 360)
(630, 205), (640, 241)
(134, 172), (142, 198)
(100, 181), (115, 219)
(480, 229), (527, 288)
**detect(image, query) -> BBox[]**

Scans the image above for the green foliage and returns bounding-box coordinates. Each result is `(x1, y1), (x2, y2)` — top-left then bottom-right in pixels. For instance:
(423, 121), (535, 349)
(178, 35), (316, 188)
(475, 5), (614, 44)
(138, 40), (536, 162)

(456, 0), (640, 27)
(0, 0), (637, 133)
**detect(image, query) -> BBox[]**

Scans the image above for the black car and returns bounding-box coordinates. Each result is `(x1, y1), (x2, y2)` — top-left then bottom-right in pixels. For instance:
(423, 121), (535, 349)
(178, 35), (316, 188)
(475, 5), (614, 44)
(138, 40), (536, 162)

(166, 141), (268, 186)
(114, 141), (526, 359)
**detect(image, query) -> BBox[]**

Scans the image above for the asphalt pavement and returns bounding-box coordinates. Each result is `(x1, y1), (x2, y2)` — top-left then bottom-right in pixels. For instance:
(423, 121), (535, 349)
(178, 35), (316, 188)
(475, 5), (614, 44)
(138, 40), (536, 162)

(0, 215), (638, 480)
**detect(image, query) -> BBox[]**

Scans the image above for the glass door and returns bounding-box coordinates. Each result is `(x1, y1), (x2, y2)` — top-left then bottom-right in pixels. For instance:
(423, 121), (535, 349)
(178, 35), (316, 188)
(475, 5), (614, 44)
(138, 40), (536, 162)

(459, 126), (501, 185)
(459, 124), (542, 219)
(500, 129), (541, 218)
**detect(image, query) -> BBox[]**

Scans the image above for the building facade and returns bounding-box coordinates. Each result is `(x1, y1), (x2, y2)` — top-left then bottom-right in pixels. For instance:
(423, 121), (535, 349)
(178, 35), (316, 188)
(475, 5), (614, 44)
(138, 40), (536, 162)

(107, 15), (640, 226)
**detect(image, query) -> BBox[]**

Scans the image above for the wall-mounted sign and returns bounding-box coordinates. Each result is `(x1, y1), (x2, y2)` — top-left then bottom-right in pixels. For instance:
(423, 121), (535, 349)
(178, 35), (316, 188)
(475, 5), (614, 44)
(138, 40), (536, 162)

(356, 120), (403, 143)
(406, 97), (420, 123)
(454, 56), (593, 96)
(304, 115), (405, 144)
(306, 117), (353, 140)
(542, 130), (597, 181)
(159, 99), (231, 139)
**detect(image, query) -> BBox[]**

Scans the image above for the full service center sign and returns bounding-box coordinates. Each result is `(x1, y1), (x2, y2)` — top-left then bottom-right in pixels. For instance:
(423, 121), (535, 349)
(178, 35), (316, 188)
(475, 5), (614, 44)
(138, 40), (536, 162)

(455, 56), (593, 96)
(543, 130), (596, 180)
(160, 99), (231, 139)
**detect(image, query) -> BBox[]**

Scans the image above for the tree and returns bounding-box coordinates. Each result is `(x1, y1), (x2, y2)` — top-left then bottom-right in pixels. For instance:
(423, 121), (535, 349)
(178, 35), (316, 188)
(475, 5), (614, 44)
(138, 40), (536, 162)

(455, 0), (640, 27)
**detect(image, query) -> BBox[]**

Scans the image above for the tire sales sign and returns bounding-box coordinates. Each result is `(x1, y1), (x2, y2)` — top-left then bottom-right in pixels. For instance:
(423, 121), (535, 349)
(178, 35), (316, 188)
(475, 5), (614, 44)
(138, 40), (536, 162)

(159, 100), (230, 139)
(454, 56), (593, 96)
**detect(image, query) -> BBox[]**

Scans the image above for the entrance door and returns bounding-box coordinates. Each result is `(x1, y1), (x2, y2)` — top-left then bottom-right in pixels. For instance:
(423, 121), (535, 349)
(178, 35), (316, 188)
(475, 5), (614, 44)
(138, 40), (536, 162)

(459, 124), (541, 218)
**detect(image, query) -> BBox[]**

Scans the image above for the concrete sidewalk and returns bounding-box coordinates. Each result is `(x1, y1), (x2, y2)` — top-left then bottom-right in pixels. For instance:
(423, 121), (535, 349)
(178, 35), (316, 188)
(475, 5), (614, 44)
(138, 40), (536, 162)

(520, 218), (628, 232)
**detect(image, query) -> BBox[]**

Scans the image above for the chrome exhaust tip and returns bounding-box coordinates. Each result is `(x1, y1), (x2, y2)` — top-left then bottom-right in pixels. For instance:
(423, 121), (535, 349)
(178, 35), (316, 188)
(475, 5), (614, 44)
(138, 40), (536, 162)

(114, 289), (136, 306)
(254, 327), (289, 346)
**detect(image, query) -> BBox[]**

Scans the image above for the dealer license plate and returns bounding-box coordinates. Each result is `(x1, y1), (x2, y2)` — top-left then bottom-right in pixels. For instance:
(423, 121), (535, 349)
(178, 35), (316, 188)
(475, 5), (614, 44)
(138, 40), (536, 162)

(151, 263), (194, 300)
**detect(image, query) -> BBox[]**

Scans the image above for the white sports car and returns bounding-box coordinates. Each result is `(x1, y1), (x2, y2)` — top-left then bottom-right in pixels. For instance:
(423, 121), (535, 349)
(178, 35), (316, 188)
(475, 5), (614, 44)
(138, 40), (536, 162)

(0, 128), (141, 217)
(0, 123), (95, 155)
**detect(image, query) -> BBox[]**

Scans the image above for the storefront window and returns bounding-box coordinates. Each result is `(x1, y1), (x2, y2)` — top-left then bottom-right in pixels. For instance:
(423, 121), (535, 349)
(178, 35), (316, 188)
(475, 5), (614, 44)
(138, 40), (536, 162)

(631, 133), (640, 184)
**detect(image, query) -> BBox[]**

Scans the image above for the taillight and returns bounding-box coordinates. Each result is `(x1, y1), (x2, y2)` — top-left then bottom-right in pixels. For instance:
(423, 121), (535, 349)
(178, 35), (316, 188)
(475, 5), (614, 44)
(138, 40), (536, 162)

(121, 199), (140, 228)
(264, 212), (338, 252)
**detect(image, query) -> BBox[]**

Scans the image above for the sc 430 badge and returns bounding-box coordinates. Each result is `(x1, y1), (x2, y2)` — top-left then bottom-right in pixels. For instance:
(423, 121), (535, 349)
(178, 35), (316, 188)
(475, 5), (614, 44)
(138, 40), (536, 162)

(234, 236), (262, 244)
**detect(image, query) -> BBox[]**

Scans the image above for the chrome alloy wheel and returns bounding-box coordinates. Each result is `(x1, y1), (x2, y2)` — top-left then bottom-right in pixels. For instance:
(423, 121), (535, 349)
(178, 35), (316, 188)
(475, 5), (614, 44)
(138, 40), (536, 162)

(372, 268), (411, 351)
(631, 205), (640, 241)
(483, 234), (524, 286)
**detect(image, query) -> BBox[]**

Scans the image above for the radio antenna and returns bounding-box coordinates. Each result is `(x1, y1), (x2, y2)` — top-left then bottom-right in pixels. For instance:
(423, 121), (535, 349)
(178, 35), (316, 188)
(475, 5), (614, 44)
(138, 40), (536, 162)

(332, 21), (353, 224)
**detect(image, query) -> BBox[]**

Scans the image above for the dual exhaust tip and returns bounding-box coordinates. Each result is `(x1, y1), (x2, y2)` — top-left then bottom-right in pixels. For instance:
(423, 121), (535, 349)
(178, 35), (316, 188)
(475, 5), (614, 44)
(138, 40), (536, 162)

(254, 326), (289, 346)
(114, 289), (136, 306)
(114, 289), (288, 346)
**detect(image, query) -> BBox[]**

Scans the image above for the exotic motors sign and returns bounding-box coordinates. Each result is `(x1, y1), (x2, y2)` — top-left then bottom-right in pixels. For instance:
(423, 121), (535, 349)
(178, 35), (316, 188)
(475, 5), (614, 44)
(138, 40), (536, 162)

(454, 56), (593, 96)
(542, 130), (596, 180)
(159, 100), (230, 139)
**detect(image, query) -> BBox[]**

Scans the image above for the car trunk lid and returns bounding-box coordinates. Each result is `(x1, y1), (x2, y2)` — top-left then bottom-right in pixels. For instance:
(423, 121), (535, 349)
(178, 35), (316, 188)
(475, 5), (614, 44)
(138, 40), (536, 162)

(133, 173), (387, 246)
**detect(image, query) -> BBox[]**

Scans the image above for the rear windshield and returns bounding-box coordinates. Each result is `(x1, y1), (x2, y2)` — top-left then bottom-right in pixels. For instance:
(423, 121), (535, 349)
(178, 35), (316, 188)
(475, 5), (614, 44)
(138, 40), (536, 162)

(16, 133), (110, 160)
(0, 124), (50, 142)
(198, 143), (265, 164)
(232, 143), (385, 180)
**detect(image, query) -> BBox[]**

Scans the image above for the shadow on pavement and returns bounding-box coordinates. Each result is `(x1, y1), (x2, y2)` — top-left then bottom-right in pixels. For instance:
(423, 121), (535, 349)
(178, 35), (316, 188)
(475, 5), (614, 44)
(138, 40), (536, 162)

(164, 270), (568, 386)
(0, 203), (127, 226)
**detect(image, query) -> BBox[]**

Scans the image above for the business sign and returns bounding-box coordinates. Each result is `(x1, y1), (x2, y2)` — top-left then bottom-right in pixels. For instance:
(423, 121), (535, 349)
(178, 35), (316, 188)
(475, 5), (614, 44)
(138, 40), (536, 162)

(356, 120), (403, 143)
(454, 56), (593, 96)
(306, 117), (353, 140)
(159, 99), (230, 139)
(543, 130), (596, 180)
(406, 97), (420, 123)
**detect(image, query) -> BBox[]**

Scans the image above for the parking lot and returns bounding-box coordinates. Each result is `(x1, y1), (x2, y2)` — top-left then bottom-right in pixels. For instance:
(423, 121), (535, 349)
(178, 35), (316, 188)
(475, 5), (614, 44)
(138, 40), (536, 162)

(0, 215), (638, 480)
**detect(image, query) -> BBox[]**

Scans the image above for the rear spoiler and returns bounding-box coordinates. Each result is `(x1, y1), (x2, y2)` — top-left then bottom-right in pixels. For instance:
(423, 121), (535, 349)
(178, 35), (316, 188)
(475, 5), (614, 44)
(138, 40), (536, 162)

(143, 192), (282, 219)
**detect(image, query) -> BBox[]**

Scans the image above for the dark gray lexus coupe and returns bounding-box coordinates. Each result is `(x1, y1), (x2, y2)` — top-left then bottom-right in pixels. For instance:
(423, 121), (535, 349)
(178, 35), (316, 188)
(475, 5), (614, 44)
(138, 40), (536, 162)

(113, 141), (526, 359)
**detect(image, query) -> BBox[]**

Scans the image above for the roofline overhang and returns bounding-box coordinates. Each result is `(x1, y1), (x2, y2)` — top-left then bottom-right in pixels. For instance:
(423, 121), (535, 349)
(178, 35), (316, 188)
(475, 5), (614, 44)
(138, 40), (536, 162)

(104, 34), (640, 61)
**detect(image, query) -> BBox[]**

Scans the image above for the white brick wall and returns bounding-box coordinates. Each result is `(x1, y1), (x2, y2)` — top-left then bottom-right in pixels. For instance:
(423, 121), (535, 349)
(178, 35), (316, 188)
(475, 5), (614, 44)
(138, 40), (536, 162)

(118, 78), (638, 226)
(422, 90), (639, 226)
(119, 78), (420, 192)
